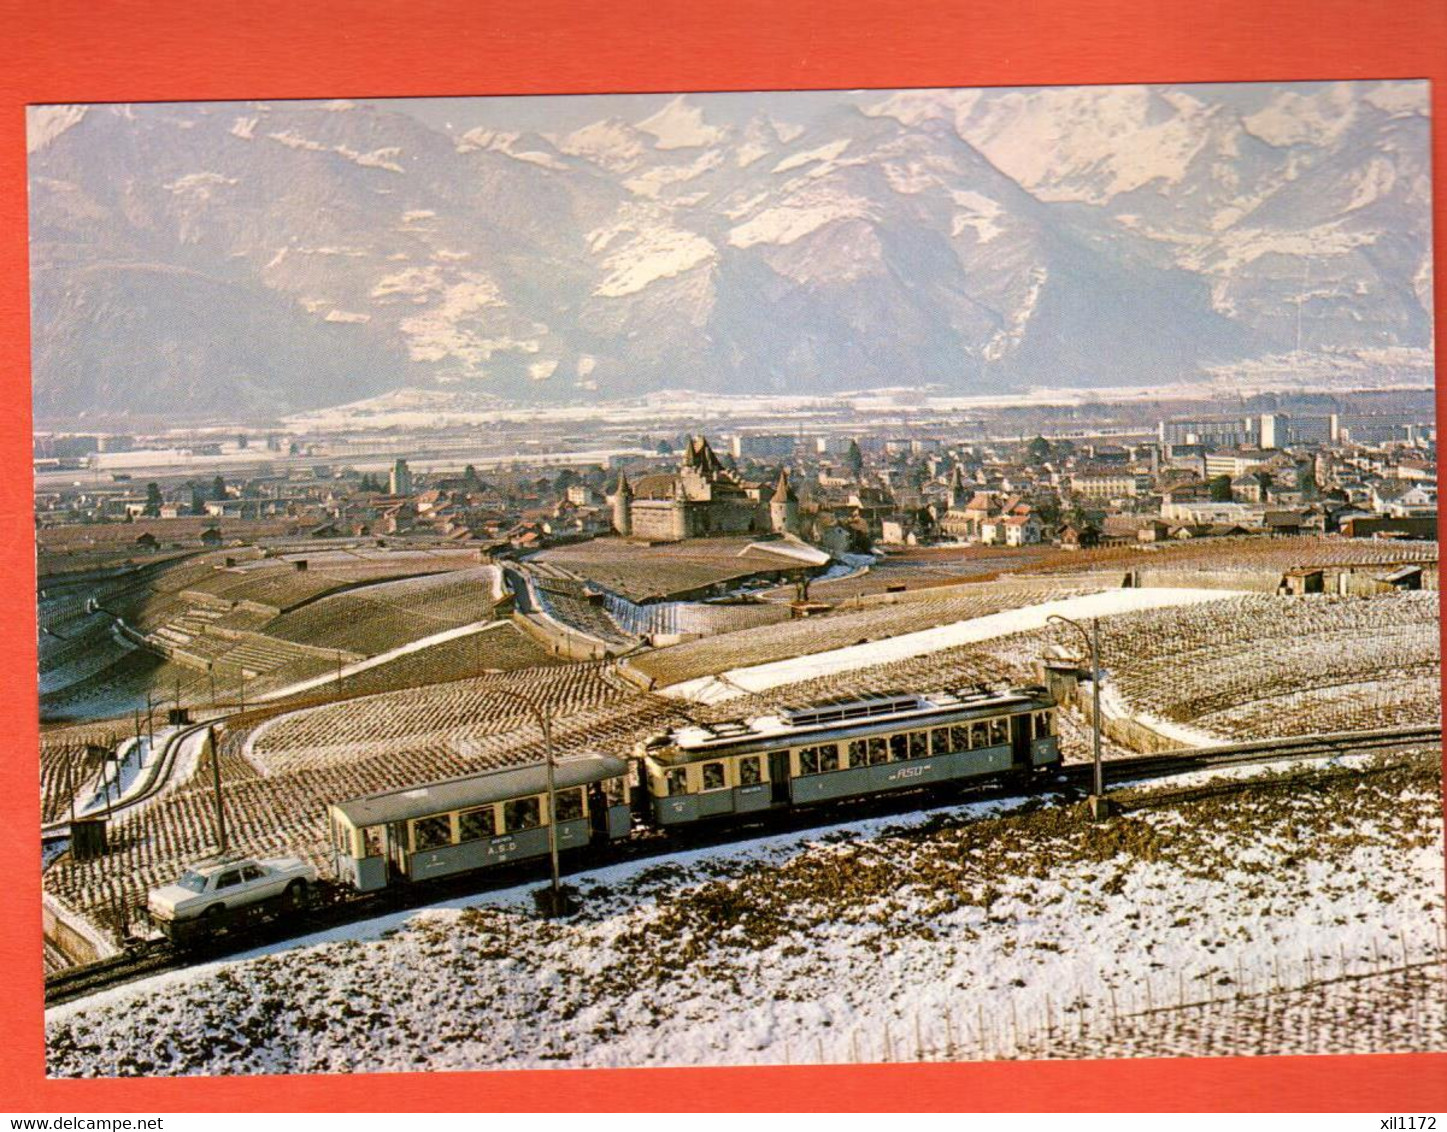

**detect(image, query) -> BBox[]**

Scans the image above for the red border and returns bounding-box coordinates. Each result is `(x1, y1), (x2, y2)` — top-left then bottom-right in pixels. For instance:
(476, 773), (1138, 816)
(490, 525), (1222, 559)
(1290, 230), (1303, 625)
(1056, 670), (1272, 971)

(3, 0), (1445, 1113)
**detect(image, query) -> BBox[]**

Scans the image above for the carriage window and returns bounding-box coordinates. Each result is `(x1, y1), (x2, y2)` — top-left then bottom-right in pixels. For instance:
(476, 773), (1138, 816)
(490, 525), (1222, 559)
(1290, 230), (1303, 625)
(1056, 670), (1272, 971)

(818, 743), (840, 772)
(362, 826), (384, 858)
(931, 728), (952, 755)
(414, 815), (453, 851)
(868, 736), (889, 765)
(847, 739), (869, 768)
(798, 746), (821, 775)
(738, 756), (763, 785)
(459, 807), (493, 842)
(502, 797), (542, 833)
(1036, 711), (1051, 737)
(602, 776), (627, 805)
(909, 732), (928, 760)
(889, 734), (910, 761)
(333, 821), (348, 853)
(554, 788), (585, 822)
(971, 722), (989, 747)
(951, 725), (970, 751)
(990, 719), (1009, 745)
(665, 768), (688, 796)
(701, 762), (727, 791)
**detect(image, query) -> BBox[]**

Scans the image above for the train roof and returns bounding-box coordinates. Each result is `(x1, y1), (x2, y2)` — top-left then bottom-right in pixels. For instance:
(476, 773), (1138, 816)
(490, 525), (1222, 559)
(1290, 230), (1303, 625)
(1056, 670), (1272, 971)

(331, 753), (630, 828)
(667, 687), (1050, 752)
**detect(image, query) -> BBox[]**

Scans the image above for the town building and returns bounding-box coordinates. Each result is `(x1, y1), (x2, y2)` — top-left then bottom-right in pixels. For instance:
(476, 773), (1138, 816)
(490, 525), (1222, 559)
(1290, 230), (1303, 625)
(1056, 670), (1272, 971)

(1070, 472), (1152, 501)
(389, 459), (413, 497)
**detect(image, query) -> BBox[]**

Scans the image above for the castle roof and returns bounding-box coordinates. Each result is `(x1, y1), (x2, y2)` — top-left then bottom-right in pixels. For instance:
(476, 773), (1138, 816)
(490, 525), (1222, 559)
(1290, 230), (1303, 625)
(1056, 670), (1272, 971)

(632, 473), (684, 500)
(682, 434), (726, 477)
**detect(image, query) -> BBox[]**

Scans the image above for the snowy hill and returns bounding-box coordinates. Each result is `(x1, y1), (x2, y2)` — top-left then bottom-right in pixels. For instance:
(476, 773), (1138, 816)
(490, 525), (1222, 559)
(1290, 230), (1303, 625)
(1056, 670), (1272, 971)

(27, 83), (1433, 422)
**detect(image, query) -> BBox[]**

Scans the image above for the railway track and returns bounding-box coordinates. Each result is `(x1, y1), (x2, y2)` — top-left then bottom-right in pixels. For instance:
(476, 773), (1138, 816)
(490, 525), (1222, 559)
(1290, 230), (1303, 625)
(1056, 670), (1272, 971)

(42, 941), (178, 1007)
(1079, 724), (1442, 790)
(44, 722), (1440, 1009)
(41, 719), (211, 841)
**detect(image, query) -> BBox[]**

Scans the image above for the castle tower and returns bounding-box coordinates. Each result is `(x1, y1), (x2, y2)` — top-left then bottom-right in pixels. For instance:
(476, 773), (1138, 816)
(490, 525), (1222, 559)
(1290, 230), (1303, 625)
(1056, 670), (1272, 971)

(769, 467), (799, 534)
(612, 469), (633, 537)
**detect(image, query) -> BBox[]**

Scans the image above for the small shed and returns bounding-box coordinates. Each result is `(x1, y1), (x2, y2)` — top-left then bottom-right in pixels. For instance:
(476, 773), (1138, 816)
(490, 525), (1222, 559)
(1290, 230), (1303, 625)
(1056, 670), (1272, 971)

(1282, 567), (1324, 595)
(71, 817), (108, 862)
(1380, 564), (1424, 591)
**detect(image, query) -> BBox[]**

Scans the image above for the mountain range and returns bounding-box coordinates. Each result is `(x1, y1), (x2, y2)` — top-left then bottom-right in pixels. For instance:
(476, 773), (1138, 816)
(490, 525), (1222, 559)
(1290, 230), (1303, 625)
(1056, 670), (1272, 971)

(26, 82), (1433, 423)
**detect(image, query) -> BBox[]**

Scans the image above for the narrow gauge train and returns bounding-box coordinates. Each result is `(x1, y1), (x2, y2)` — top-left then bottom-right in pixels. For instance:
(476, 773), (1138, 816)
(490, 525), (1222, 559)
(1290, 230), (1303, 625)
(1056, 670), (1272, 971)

(327, 686), (1059, 892)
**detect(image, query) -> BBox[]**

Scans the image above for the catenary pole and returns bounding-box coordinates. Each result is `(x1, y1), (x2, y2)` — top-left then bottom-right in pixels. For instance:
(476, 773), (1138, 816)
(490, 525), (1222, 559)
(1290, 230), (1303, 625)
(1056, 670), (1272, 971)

(209, 725), (228, 855)
(488, 688), (564, 914)
(1047, 613), (1107, 819)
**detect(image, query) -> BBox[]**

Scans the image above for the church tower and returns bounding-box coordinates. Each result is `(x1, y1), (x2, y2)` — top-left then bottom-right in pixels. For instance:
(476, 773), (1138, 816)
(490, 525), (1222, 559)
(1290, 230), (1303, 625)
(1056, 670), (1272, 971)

(612, 469), (633, 537)
(948, 464), (970, 512)
(769, 467), (799, 534)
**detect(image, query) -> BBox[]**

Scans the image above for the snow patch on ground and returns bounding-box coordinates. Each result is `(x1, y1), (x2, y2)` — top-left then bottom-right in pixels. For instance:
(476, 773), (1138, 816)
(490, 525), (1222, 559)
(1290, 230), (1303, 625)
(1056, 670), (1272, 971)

(394, 274), (540, 369)
(950, 189), (1005, 243)
(1098, 681), (1223, 748)
(371, 265), (442, 302)
(555, 119), (646, 172)
(588, 208), (716, 297)
(1344, 156), (1397, 212)
(268, 129), (327, 153)
(1242, 83), (1359, 148)
(74, 735), (155, 817)
(1364, 80), (1428, 118)
(950, 86), (1211, 204)
(982, 266), (1047, 360)
(334, 145), (404, 174)
(162, 172), (238, 199)
(622, 149), (723, 198)
(27, 105), (87, 153)
(772, 138), (851, 175)
(636, 97), (727, 150)
(455, 129), (569, 171)
(663, 588), (1244, 704)
(1183, 222), (1376, 274)
(728, 189), (875, 249)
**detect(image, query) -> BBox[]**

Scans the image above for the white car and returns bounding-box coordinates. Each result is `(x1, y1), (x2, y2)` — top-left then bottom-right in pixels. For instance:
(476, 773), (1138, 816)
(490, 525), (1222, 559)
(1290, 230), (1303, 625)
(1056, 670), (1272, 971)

(147, 856), (318, 926)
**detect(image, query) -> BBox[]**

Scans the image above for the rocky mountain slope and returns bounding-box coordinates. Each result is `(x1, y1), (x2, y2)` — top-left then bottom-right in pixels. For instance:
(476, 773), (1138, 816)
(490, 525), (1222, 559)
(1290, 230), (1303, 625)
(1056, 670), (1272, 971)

(27, 83), (1432, 422)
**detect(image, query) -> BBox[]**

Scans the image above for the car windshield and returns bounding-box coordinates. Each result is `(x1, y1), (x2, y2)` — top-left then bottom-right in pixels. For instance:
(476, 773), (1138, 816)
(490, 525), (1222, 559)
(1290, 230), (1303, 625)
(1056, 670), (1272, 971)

(175, 870), (209, 894)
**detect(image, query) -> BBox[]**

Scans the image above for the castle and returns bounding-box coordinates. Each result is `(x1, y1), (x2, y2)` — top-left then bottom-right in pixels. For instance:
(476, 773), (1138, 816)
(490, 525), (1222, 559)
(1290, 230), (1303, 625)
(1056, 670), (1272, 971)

(612, 435), (798, 542)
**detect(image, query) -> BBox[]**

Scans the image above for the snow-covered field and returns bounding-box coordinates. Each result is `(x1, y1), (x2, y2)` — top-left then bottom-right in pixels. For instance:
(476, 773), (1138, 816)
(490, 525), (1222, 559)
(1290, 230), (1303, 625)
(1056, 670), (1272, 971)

(1097, 592), (1441, 742)
(46, 751), (1445, 1077)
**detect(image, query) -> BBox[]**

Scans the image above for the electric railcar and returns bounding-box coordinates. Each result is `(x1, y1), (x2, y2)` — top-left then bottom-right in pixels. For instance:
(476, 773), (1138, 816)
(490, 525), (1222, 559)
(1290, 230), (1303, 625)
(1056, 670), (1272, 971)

(639, 686), (1059, 826)
(326, 687), (1058, 893)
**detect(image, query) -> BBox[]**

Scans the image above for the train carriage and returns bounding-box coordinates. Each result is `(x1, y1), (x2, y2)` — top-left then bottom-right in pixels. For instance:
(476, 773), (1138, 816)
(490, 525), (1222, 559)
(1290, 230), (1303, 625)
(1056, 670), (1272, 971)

(637, 687), (1059, 827)
(327, 753), (632, 892)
